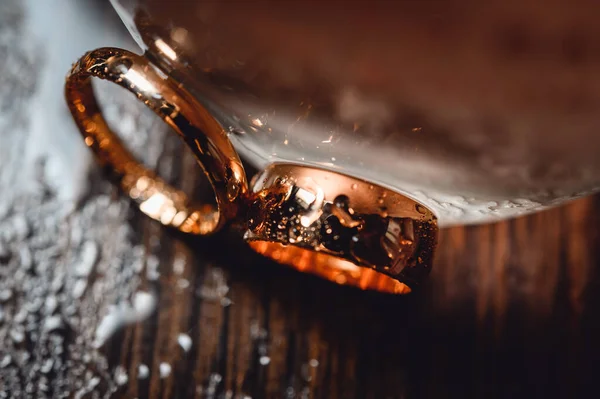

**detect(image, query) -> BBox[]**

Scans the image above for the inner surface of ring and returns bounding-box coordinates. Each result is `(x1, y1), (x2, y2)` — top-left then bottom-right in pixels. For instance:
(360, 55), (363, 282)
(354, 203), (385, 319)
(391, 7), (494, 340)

(249, 241), (411, 294)
(244, 163), (438, 293)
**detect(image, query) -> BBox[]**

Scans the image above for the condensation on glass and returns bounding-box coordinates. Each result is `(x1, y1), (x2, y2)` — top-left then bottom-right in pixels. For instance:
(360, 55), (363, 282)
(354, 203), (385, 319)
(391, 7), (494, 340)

(111, 0), (600, 226)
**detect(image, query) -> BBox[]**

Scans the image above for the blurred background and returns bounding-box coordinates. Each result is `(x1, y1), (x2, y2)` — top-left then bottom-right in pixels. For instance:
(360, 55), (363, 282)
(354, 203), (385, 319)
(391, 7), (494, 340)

(1, 1), (600, 398)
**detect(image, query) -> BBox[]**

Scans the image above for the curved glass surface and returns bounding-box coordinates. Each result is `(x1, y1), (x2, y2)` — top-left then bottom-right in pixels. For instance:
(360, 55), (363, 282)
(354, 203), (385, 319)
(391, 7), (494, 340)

(110, 0), (600, 225)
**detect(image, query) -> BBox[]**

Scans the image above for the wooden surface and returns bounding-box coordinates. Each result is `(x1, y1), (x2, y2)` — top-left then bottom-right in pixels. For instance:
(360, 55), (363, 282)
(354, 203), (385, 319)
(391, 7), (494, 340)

(109, 195), (600, 399)
(2, 1), (600, 398)
(4, 164), (600, 399)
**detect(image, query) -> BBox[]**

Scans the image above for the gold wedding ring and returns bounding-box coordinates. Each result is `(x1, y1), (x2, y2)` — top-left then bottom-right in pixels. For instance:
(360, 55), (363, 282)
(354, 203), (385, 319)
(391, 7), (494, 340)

(65, 47), (247, 235)
(65, 47), (438, 294)
(246, 164), (437, 294)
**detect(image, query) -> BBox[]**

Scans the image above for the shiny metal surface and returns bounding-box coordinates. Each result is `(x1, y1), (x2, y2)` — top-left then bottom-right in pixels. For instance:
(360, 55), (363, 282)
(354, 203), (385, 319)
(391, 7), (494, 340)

(110, 0), (600, 225)
(246, 164), (438, 294)
(65, 47), (437, 293)
(66, 47), (248, 235)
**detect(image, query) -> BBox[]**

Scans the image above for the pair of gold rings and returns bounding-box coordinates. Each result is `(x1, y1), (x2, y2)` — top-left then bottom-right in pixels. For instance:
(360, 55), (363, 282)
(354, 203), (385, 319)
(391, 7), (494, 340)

(65, 48), (438, 294)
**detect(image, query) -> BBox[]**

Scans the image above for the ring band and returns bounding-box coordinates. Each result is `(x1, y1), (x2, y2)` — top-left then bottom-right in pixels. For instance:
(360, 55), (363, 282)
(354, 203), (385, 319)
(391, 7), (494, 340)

(65, 47), (438, 293)
(245, 164), (437, 294)
(65, 47), (247, 235)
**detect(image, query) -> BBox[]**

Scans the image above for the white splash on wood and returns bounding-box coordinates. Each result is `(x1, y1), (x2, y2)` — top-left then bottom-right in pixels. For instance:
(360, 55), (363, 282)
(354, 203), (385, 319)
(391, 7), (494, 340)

(177, 333), (192, 352)
(138, 364), (150, 379)
(159, 362), (172, 379)
(114, 365), (129, 386)
(94, 291), (157, 348)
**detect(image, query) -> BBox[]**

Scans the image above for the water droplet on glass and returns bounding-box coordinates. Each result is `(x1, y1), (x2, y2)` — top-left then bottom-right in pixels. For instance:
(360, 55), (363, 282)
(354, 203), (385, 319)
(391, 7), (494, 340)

(108, 57), (133, 76)
(178, 333), (192, 352)
(0, 289), (13, 302)
(416, 204), (428, 215)
(171, 27), (189, 44)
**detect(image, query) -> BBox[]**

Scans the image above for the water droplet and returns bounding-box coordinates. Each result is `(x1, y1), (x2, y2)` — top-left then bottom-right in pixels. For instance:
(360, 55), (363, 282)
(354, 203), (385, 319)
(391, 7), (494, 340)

(229, 127), (245, 136)
(10, 328), (24, 343)
(178, 333), (192, 352)
(259, 356), (271, 365)
(227, 181), (240, 201)
(171, 27), (189, 44)
(159, 362), (172, 378)
(0, 355), (12, 368)
(220, 297), (233, 307)
(177, 278), (190, 289)
(76, 241), (98, 277)
(138, 364), (150, 379)
(115, 365), (129, 386)
(108, 57), (133, 76)
(416, 204), (428, 215)
(351, 183), (358, 190)
(40, 359), (54, 374)
(0, 289), (13, 302)
(334, 195), (350, 209)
